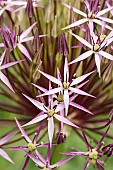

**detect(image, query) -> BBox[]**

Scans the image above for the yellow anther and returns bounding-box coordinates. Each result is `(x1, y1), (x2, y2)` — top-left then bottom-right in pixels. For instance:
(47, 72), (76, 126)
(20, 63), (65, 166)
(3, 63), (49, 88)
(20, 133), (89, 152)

(100, 34), (106, 42)
(28, 142), (36, 152)
(91, 159), (96, 165)
(94, 44), (100, 51)
(89, 149), (98, 160)
(88, 12), (94, 18)
(47, 109), (54, 117)
(63, 82), (70, 89)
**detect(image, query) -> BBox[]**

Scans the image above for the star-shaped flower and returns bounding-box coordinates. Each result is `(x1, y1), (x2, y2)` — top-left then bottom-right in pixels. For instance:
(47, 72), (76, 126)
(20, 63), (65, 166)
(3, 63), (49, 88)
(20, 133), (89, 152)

(62, 2), (113, 31)
(69, 30), (113, 77)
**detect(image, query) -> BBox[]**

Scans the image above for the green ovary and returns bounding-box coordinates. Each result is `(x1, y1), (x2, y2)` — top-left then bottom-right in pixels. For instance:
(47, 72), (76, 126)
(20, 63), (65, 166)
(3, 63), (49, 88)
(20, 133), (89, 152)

(63, 82), (70, 89)
(42, 167), (49, 170)
(57, 94), (64, 102)
(47, 109), (54, 117)
(28, 142), (36, 152)
(94, 44), (100, 51)
(100, 34), (106, 42)
(88, 12), (94, 19)
(89, 149), (98, 165)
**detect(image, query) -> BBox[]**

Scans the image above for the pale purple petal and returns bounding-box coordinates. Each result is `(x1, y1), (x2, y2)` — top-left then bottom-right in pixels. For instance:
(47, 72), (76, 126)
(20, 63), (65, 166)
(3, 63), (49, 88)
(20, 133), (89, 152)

(93, 19), (112, 30)
(38, 70), (62, 86)
(64, 57), (69, 82)
(32, 83), (48, 93)
(15, 118), (31, 143)
(0, 50), (6, 66)
(20, 22), (37, 41)
(18, 44), (32, 61)
(0, 148), (14, 163)
(48, 117), (54, 148)
(22, 149), (45, 167)
(0, 43), (5, 47)
(64, 89), (69, 116)
(2, 1), (27, 6)
(22, 94), (47, 112)
(70, 71), (95, 86)
(83, 160), (90, 170)
(62, 18), (88, 30)
(55, 103), (65, 113)
(23, 114), (48, 127)
(0, 60), (24, 70)
(54, 114), (79, 128)
(35, 150), (46, 164)
(69, 32), (92, 49)
(70, 102), (93, 114)
(69, 50), (93, 65)
(61, 151), (88, 156)
(0, 72), (15, 92)
(97, 16), (113, 24)
(21, 36), (34, 43)
(96, 6), (113, 17)
(95, 53), (101, 77)
(62, 3), (87, 17)
(99, 51), (113, 60)
(69, 87), (95, 98)
(0, 131), (17, 146)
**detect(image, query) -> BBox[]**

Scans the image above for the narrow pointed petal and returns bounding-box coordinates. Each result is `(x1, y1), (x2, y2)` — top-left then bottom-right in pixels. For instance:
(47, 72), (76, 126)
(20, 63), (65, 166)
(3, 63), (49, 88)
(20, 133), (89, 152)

(55, 103), (65, 113)
(93, 19), (112, 30)
(35, 150), (46, 164)
(62, 18), (88, 30)
(81, 130), (91, 150)
(32, 83), (48, 93)
(83, 160), (90, 170)
(95, 53), (101, 77)
(37, 87), (62, 98)
(0, 131), (17, 146)
(23, 114), (48, 127)
(97, 16), (113, 24)
(22, 149), (45, 167)
(69, 32), (92, 49)
(48, 117), (54, 148)
(61, 151), (88, 156)
(54, 114), (79, 128)
(69, 87), (95, 98)
(64, 57), (69, 82)
(18, 44), (32, 61)
(0, 148), (14, 164)
(38, 70), (62, 86)
(22, 94), (47, 112)
(51, 155), (75, 168)
(2, 1), (27, 6)
(0, 43), (5, 47)
(96, 7), (113, 17)
(62, 3), (87, 17)
(70, 71), (95, 86)
(70, 102), (93, 114)
(20, 22), (37, 41)
(0, 60), (24, 70)
(0, 72), (15, 92)
(22, 156), (30, 170)
(0, 50), (6, 66)
(5, 146), (27, 150)
(15, 118), (31, 143)
(99, 51), (113, 60)
(69, 50), (93, 65)
(64, 89), (69, 116)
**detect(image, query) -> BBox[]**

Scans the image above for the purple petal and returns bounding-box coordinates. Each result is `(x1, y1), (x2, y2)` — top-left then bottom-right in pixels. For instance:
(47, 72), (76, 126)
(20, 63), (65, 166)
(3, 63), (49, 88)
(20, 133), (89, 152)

(93, 19), (112, 30)
(69, 32), (92, 49)
(69, 50), (93, 65)
(20, 22), (37, 41)
(70, 102), (93, 114)
(0, 50), (6, 66)
(70, 71), (95, 86)
(15, 118), (31, 143)
(35, 150), (46, 164)
(22, 156), (30, 170)
(95, 53), (101, 77)
(23, 114), (48, 127)
(96, 6), (113, 17)
(97, 16), (113, 24)
(32, 83), (48, 93)
(48, 117), (54, 148)
(83, 160), (90, 170)
(62, 3), (87, 17)
(64, 89), (69, 116)
(38, 70), (62, 86)
(18, 44), (32, 61)
(0, 43), (5, 47)
(62, 18), (88, 30)
(0, 131), (17, 146)
(22, 94), (47, 112)
(69, 87), (95, 98)
(0, 60), (24, 70)
(0, 148), (14, 163)
(54, 114), (79, 128)
(99, 51), (113, 60)
(55, 103), (65, 113)
(0, 72), (15, 92)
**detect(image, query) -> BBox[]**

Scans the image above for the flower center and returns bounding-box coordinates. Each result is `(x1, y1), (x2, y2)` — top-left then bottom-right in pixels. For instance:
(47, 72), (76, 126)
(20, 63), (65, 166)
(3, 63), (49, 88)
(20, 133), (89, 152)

(100, 34), (106, 42)
(93, 44), (100, 52)
(42, 167), (49, 170)
(28, 142), (36, 152)
(47, 109), (54, 117)
(89, 149), (98, 164)
(88, 12), (94, 19)
(57, 94), (64, 102)
(63, 82), (70, 89)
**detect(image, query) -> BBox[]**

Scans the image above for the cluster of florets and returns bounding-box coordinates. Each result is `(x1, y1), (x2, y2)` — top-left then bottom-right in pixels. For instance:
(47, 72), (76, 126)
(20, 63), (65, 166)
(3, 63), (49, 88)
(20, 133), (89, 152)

(1, 0), (113, 170)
